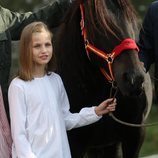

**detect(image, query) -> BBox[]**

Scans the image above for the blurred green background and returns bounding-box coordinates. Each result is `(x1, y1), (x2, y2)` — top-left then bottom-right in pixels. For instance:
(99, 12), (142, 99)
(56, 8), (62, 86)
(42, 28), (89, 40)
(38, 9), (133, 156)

(0, 0), (157, 157)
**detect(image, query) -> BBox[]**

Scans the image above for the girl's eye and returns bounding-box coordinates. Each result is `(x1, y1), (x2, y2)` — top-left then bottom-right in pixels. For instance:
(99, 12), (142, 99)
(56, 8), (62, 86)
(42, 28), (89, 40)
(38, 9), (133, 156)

(45, 43), (52, 47)
(33, 42), (52, 48)
(33, 44), (41, 48)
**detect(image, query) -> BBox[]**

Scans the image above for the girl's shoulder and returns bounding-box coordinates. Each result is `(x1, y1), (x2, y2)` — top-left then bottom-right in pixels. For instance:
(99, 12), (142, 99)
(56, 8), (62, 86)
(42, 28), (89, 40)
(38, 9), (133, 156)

(10, 77), (25, 85)
(8, 77), (27, 93)
(48, 72), (62, 81)
(9, 76), (32, 89)
(48, 72), (63, 86)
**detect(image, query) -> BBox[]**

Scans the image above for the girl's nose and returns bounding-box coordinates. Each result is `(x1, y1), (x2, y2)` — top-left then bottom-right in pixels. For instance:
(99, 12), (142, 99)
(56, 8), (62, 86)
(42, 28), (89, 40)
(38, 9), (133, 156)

(41, 45), (47, 52)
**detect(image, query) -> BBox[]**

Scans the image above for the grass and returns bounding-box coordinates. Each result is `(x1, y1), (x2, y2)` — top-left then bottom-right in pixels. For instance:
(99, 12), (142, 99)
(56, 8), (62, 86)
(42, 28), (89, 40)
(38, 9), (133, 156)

(139, 105), (158, 157)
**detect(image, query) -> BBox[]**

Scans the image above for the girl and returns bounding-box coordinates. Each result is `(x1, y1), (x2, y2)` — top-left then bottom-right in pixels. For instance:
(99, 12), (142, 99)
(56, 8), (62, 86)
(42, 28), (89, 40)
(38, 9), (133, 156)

(8, 21), (116, 158)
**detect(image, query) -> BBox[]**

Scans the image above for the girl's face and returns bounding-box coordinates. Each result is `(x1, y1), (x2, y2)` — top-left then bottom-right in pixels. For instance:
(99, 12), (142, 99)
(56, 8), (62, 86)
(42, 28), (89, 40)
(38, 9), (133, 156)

(32, 29), (53, 69)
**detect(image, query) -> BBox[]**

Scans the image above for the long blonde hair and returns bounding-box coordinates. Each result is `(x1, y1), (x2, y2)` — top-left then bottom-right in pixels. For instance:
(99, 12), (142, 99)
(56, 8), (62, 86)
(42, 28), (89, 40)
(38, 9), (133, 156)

(18, 21), (55, 81)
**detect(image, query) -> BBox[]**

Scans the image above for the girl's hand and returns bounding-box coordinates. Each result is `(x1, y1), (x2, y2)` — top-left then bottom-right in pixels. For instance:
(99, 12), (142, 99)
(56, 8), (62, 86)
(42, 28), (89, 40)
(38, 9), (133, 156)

(94, 98), (117, 116)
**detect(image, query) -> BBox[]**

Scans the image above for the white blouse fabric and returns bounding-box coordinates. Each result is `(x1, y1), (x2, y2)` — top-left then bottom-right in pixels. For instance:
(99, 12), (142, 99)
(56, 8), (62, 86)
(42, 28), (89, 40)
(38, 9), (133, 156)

(8, 72), (101, 158)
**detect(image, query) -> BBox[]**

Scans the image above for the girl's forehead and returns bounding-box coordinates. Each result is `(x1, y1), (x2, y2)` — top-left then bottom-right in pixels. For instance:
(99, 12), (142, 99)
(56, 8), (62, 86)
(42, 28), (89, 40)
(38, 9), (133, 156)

(32, 29), (50, 35)
(32, 31), (51, 40)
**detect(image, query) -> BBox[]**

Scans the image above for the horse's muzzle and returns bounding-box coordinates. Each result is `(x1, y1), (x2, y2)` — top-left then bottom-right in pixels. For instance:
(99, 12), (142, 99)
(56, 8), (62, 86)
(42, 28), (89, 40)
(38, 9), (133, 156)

(123, 71), (144, 96)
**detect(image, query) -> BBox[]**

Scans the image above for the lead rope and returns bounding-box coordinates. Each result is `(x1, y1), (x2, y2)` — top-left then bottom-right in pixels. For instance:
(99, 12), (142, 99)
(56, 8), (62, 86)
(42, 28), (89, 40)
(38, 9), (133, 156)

(108, 82), (158, 127)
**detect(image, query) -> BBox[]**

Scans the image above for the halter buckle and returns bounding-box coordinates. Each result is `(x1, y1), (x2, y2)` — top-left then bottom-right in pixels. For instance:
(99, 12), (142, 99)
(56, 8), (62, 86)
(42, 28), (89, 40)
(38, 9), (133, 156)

(106, 53), (115, 63)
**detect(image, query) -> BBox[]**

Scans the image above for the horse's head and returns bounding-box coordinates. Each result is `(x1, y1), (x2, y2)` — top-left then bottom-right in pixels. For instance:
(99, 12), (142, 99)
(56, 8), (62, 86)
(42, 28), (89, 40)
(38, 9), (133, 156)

(80, 0), (145, 96)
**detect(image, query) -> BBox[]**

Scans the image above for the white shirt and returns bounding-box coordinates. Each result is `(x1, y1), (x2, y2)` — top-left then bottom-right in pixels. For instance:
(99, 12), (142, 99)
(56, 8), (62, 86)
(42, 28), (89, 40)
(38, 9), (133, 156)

(8, 72), (101, 158)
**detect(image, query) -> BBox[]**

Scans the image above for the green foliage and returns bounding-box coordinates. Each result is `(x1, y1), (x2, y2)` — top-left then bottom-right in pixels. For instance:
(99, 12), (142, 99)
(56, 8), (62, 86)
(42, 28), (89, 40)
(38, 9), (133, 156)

(132, 0), (155, 18)
(140, 105), (158, 157)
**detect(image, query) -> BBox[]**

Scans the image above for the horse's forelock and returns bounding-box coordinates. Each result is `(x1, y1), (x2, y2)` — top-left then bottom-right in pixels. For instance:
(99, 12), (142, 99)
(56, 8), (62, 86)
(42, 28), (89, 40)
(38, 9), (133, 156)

(85, 0), (139, 39)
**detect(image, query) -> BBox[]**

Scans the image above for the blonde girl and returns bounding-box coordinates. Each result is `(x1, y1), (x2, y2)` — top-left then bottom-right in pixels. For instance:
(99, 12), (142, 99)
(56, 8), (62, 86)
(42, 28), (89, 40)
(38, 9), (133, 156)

(8, 22), (116, 158)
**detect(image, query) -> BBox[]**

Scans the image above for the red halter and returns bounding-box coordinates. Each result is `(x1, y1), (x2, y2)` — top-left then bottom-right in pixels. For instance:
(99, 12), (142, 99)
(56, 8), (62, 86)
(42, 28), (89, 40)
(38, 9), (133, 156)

(80, 4), (139, 82)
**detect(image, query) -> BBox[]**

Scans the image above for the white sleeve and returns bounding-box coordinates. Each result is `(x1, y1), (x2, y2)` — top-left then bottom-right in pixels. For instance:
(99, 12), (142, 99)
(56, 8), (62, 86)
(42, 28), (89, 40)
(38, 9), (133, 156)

(57, 76), (102, 131)
(8, 81), (37, 158)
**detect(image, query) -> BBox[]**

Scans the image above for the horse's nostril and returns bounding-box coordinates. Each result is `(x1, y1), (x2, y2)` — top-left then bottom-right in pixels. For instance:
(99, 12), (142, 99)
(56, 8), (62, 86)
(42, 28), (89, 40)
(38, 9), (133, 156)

(123, 72), (134, 85)
(123, 72), (144, 87)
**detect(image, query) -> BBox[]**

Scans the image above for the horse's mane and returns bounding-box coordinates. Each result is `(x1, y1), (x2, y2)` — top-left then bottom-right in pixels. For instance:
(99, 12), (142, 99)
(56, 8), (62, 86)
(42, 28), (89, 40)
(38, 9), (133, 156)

(86, 0), (139, 40)
(62, 0), (139, 40)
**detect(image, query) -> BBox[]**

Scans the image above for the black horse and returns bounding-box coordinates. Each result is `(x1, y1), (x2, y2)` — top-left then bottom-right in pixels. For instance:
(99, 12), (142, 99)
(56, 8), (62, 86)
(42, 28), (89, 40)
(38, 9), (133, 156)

(54, 0), (152, 158)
